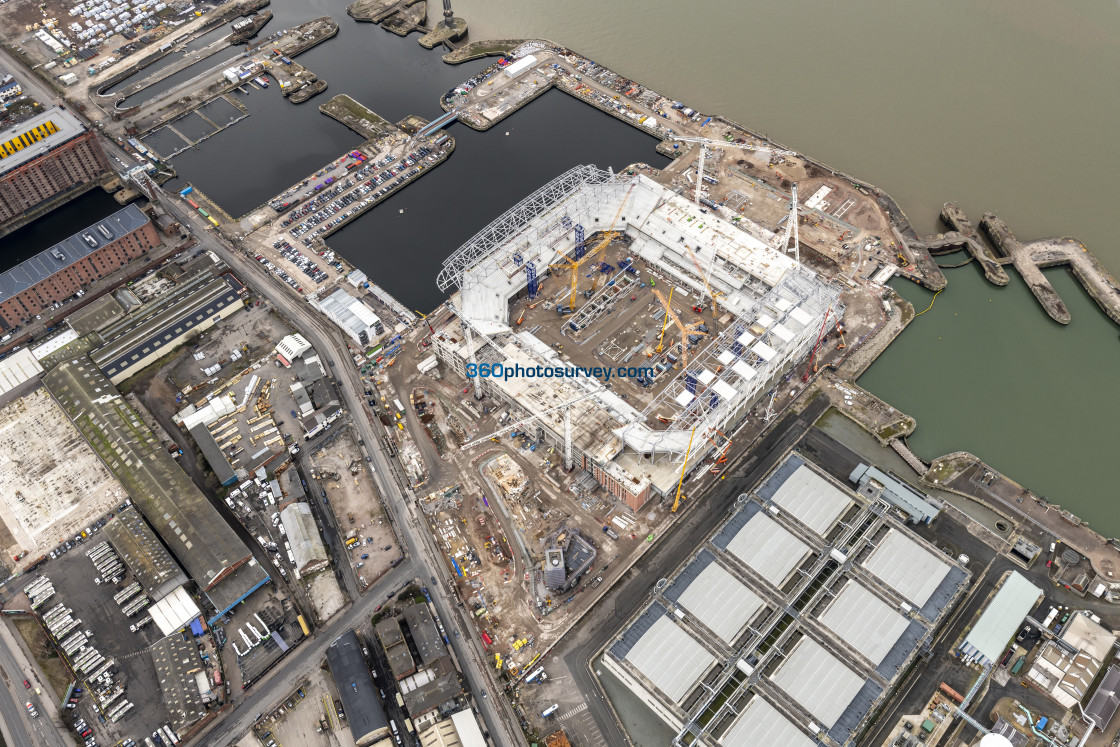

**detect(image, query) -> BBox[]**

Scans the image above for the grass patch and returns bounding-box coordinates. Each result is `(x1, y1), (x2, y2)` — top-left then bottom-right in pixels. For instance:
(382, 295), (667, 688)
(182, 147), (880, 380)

(13, 618), (72, 700)
(876, 419), (912, 441)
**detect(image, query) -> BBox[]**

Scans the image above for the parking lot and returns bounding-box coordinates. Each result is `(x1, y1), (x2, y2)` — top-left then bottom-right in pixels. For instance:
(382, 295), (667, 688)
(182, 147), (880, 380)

(252, 668), (356, 747)
(245, 136), (453, 302)
(15, 519), (177, 747)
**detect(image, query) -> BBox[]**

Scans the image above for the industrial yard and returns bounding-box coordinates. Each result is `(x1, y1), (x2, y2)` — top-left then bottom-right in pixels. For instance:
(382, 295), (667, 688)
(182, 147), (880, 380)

(308, 426), (399, 592)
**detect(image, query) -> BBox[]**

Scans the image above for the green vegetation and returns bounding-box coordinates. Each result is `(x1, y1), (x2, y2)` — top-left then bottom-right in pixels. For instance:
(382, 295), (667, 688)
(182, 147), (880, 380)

(14, 618), (71, 700)
(876, 418), (913, 441)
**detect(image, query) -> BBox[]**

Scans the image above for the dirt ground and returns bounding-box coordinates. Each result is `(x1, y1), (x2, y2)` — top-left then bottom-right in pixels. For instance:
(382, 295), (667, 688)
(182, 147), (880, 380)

(309, 427), (398, 588)
(305, 573), (344, 624)
(256, 668), (356, 747)
(0, 389), (128, 570)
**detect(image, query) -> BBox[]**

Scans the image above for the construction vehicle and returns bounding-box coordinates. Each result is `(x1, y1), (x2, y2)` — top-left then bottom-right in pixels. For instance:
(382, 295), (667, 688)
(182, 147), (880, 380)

(655, 287), (674, 354)
(653, 289), (708, 370)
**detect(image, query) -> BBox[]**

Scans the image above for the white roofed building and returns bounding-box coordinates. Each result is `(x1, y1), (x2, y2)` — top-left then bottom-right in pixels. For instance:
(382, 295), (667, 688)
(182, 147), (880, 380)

(604, 454), (970, 746)
(280, 502), (330, 576)
(312, 287), (384, 347)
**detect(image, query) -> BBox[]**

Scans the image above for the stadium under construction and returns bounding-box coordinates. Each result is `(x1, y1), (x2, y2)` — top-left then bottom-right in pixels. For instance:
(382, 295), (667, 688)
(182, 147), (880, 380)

(602, 454), (971, 747)
(433, 165), (842, 509)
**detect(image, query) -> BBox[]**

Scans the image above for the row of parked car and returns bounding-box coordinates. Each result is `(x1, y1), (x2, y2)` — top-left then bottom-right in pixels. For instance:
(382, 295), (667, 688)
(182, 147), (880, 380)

(271, 240), (329, 284)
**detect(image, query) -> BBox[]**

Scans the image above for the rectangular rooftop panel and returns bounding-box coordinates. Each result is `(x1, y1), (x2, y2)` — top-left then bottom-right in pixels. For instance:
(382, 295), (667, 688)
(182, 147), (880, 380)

(674, 558), (764, 644)
(817, 580), (910, 666)
(760, 460), (851, 536)
(720, 695), (818, 747)
(732, 360), (757, 380)
(724, 512), (811, 588)
(862, 529), (951, 608)
(770, 636), (865, 729)
(624, 614), (715, 703)
(751, 341), (776, 361)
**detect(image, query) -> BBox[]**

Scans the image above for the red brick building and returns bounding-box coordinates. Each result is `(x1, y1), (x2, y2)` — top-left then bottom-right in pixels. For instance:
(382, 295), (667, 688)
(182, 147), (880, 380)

(0, 108), (109, 227)
(0, 203), (159, 329)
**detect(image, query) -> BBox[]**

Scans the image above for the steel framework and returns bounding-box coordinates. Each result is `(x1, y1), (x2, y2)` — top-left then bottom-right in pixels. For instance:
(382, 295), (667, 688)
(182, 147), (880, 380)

(436, 165), (629, 293)
(619, 267), (840, 462)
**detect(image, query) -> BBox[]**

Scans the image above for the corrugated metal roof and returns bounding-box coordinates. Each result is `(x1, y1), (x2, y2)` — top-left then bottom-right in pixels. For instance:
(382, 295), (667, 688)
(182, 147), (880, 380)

(818, 580), (910, 666)
(962, 571), (1042, 665)
(762, 461), (851, 536)
(862, 529), (951, 607)
(0, 204), (148, 303)
(724, 512), (811, 587)
(770, 636), (865, 729)
(624, 614), (714, 703)
(721, 695), (817, 747)
(0, 348), (43, 395)
(675, 557), (764, 644)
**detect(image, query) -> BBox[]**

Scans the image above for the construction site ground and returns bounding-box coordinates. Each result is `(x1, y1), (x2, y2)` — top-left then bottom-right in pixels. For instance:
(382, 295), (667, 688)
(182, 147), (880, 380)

(309, 427), (399, 590)
(0, 388), (129, 572)
(384, 347), (661, 684)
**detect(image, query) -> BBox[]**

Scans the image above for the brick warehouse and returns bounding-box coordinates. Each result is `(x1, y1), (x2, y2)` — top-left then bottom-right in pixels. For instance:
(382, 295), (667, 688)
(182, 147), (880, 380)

(0, 107), (110, 227)
(0, 203), (160, 329)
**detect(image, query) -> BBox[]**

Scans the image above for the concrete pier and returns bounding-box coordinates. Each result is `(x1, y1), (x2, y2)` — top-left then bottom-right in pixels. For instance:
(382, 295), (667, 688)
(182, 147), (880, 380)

(981, 214), (1120, 326)
(981, 214), (1070, 323)
(934, 203), (1010, 286)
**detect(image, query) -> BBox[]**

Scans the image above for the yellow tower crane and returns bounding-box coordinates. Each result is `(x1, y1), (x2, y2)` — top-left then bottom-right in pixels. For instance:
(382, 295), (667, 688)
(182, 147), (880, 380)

(653, 289), (708, 370)
(549, 183), (634, 310)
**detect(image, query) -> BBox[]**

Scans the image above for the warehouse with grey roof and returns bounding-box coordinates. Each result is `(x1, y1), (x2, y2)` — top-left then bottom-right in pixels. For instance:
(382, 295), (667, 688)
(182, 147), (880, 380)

(603, 454), (969, 746)
(42, 357), (269, 621)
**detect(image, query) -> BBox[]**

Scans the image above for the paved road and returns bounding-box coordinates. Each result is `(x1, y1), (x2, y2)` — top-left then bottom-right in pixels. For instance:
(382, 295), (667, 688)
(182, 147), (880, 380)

(159, 195), (523, 746)
(195, 559), (415, 747)
(0, 623), (70, 747)
(555, 396), (830, 746)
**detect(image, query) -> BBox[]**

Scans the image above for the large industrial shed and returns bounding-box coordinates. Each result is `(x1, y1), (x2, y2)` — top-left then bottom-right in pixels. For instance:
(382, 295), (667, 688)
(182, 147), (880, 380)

(603, 454), (970, 747)
(327, 630), (390, 745)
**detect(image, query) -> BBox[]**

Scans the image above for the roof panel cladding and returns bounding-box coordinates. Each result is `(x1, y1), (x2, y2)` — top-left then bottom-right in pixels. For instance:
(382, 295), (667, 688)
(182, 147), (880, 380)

(817, 580), (910, 666)
(41, 358), (252, 591)
(670, 551), (764, 644)
(758, 455), (851, 536)
(327, 630), (390, 745)
(0, 204), (147, 304)
(770, 636), (866, 729)
(720, 695), (818, 747)
(622, 609), (715, 704)
(862, 529), (951, 608)
(724, 511), (812, 588)
(102, 505), (188, 601)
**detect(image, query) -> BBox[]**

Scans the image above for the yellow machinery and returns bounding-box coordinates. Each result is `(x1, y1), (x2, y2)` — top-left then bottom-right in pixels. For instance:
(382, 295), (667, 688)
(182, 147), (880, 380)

(549, 183), (633, 310)
(655, 287), (674, 354)
(670, 427), (698, 512)
(653, 289), (708, 370)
